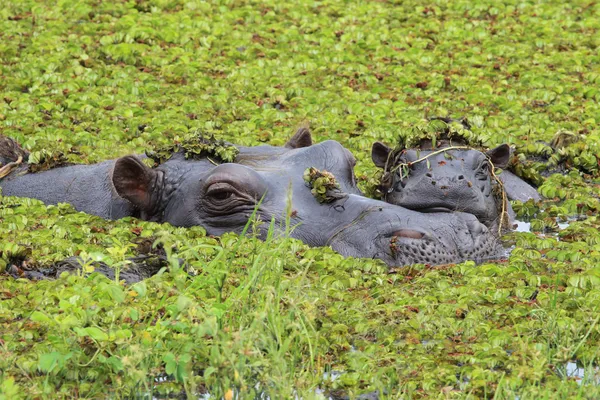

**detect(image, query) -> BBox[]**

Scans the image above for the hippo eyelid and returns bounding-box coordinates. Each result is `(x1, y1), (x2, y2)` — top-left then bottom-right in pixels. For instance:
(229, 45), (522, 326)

(471, 154), (487, 168)
(473, 156), (488, 171)
(205, 181), (263, 204)
(202, 165), (268, 199)
(206, 182), (237, 199)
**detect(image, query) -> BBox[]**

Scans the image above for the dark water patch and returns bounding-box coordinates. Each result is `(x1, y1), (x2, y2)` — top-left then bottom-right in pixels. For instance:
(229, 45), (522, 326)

(5, 254), (172, 284)
(150, 373), (207, 399)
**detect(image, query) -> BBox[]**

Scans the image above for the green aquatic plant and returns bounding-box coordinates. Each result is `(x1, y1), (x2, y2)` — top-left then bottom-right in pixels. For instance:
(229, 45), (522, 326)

(27, 149), (72, 173)
(510, 131), (600, 186)
(146, 131), (239, 165)
(2, 0), (600, 397)
(303, 167), (347, 204)
(399, 117), (484, 149)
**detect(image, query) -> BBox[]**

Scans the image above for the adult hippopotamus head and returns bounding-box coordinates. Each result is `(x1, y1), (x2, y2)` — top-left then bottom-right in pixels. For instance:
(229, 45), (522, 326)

(0, 130), (504, 266)
(371, 138), (512, 230)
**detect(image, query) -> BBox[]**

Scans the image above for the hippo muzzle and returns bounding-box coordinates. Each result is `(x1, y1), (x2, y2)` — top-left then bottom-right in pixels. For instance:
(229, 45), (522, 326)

(326, 195), (504, 266)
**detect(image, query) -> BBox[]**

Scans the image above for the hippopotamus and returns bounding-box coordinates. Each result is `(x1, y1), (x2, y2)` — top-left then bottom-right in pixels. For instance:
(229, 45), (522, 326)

(371, 138), (541, 230)
(0, 130), (503, 267)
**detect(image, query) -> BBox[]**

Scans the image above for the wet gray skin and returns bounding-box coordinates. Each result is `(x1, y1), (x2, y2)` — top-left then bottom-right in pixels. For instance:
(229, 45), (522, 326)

(0, 130), (504, 267)
(372, 140), (541, 229)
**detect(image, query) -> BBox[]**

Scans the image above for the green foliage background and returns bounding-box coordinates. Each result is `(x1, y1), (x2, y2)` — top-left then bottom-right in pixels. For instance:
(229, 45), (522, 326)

(1, 0), (600, 398)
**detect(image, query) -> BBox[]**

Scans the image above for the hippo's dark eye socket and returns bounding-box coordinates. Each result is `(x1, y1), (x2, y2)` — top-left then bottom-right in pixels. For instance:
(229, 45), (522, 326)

(206, 183), (236, 202)
(475, 161), (490, 179)
(211, 190), (232, 201)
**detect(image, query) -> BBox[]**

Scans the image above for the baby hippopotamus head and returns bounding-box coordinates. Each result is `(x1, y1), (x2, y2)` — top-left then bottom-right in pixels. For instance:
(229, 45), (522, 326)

(372, 140), (511, 229)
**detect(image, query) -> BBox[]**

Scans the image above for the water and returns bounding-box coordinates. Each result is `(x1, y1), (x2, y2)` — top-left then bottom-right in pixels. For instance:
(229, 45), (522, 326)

(558, 221), (570, 230)
(567, 361), (585, 382)
(314, 371), (343, 399)
(560, 361), (600, 385)
(152, 370), (345, 400)
(514, 220), (532, 233)
(513, 216), (581, 235)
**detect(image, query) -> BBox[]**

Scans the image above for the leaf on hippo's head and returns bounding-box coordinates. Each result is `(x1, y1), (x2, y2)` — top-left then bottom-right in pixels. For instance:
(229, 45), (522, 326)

(397, 117), (483, 150)
(303, 167), (347, 204)
(146, 130), (239, 165)
(28, 149), (72, 173)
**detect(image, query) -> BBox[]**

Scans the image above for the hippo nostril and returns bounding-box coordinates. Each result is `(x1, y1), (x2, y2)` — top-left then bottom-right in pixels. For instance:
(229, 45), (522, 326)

(458, 175), (464, 180)
(467, 220), (488, 235)
(393, 229), (425, 239)
(426, 172), (433, 178)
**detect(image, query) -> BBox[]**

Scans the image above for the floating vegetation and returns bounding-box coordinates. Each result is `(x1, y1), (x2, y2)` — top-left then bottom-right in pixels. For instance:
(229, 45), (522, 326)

(146, 130), (239, 165)
(398, 116), (483, 149)
(2, 0), (600, 398)
(510, 131), (600, 186)
(303, 167), (347, 204)
(27, 149), (73, 173)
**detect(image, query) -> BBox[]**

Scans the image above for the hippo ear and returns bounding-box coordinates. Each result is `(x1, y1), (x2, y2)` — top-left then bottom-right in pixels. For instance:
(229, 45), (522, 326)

(285, 127), (312, 149)
(486, 144), (511, 169)
(371, 142), (392, 169)
(112, 156), (160, 212)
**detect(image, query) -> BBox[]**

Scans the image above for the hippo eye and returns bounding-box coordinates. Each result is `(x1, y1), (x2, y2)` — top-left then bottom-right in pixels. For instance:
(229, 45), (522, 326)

(476, 160), (490, 178)
(206, 183), (236, 202)
(211, 190), (232, 201)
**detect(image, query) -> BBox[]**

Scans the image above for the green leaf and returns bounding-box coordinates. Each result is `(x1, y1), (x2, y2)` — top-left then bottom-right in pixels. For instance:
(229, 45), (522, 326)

(0, 375), (20, 399)
(105, 356), (124, 373)
(103, 284), (126, 303)
(75, 327), (108, 342)
(176, 295), (193, 312)
(30, 311), (52, 324)
(163, 353), (177, 376)
(38, 353), (61, 373)
(131, 281), (147, 297)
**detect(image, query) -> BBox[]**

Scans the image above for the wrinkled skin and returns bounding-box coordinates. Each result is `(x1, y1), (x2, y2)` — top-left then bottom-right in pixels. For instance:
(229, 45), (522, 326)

(372, 140), (542, 229)
(0, 130), (504, 267)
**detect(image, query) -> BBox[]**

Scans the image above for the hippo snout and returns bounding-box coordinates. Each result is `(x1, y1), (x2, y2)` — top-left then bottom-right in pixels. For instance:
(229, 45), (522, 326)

(417, 171), (475, 194)
(466, 218), (488, 236)
(388, 173), (493, 221)
(425, 172), (468, 188)
(326, 197), (504, 267)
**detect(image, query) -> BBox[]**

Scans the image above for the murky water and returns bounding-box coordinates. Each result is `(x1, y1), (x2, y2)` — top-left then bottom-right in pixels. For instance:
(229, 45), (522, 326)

(513, 216), (581, 235)
(152, 370), (345, 400)
(558, 361), (600, 385)
(514, 220), (532, 233)
(152, 357), (600, 398)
